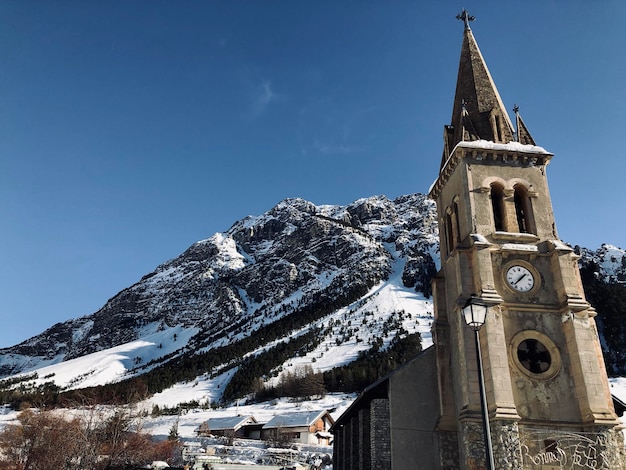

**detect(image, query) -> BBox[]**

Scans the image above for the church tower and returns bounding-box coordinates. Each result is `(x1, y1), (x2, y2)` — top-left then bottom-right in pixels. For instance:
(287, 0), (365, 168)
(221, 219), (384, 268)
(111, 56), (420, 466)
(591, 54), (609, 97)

(429, 12), (625, 469)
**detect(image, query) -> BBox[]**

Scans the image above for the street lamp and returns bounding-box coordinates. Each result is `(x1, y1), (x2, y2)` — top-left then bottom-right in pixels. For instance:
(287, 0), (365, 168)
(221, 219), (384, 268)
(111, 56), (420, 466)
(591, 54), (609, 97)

(462, 295), (495, 470)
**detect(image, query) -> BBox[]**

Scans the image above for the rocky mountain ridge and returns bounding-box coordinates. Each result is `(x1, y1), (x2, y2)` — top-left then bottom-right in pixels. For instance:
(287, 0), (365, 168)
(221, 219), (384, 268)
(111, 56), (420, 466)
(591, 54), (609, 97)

(0, 193), (439, 381)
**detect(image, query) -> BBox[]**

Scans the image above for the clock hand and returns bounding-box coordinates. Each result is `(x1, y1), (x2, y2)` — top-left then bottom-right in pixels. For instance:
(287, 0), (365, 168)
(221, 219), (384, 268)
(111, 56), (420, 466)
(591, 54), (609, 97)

(513, 273), (527, 286)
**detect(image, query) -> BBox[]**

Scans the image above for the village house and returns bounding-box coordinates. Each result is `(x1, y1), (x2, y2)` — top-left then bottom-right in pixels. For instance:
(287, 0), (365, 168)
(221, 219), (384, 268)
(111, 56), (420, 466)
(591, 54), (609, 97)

(196, 415), (258, 439)
(261, 410), (334, 446)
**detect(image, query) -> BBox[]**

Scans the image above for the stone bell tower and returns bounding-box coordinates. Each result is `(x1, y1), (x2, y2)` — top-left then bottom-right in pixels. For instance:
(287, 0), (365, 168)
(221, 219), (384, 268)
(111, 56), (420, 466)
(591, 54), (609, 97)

(429, 11), (625, 469)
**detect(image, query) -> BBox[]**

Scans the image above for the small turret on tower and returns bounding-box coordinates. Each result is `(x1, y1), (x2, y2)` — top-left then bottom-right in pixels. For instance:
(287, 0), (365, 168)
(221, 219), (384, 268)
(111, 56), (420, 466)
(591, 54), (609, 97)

(513, 104), (536, 145)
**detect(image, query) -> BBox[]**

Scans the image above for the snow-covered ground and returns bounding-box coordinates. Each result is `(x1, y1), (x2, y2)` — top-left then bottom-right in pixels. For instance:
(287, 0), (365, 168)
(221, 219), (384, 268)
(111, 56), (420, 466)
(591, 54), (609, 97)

(142, 393), (355, 441)
(0, 394), (346, 468)
(0, 363), (624, 467)
(610, 377), (626, 404)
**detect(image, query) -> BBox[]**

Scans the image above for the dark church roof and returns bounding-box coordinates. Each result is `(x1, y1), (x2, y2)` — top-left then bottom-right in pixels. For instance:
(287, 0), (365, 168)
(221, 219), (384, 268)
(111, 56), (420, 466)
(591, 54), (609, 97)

(330, 346), (435, 432)
(441, 11), (535, 169)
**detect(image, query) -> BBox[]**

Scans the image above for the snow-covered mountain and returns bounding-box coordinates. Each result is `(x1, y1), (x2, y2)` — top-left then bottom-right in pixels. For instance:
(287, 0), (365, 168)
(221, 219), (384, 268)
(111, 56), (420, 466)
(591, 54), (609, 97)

(1, 193), (624, 408)
(577, 243), (626, 284)
(0, 194), (439, 397)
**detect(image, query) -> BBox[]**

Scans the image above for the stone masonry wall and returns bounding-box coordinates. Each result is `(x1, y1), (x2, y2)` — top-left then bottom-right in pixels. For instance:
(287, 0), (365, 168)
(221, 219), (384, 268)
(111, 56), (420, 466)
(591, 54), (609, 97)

(491, 421), (523, 469)
(370, 398), (391, 469)
(439, 430), (460, 470)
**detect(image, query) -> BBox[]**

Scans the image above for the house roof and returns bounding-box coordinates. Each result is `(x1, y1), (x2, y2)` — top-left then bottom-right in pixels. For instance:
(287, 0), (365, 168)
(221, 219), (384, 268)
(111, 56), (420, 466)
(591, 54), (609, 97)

(263, 410), (333, 429)
(201, 415), (257, 431)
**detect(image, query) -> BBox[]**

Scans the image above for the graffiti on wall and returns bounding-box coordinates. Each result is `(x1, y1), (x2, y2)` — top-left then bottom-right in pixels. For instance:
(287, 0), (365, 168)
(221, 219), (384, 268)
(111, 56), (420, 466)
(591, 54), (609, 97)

(520, 429), (611, 469)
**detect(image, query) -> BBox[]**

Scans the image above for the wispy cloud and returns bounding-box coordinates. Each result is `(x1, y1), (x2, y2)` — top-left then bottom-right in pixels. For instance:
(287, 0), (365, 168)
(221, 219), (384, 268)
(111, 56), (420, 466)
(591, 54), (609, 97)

(312, 140), (361, 155)
(250, 80), (277, 118)
(298, 100), (372, 157)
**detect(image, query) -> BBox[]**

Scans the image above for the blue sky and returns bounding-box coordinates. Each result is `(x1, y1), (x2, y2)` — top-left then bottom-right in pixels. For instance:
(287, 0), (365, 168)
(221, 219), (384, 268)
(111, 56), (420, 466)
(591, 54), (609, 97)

(1, 2), (625, 348)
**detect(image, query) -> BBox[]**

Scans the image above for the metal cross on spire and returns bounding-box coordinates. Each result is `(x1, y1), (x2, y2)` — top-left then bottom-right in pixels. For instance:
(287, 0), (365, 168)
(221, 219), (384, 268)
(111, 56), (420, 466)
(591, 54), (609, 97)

(456, 9), (475, 29)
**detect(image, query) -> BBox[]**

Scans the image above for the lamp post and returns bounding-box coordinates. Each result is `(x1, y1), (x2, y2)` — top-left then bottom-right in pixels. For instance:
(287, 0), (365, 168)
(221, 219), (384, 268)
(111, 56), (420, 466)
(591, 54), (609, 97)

(462, 295), (495, 470)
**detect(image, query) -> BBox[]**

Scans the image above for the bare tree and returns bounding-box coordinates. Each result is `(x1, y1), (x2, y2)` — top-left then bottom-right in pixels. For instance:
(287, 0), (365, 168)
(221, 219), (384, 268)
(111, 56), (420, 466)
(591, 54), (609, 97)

(0, 409), (82, 469)
(0, 407), (175, 470)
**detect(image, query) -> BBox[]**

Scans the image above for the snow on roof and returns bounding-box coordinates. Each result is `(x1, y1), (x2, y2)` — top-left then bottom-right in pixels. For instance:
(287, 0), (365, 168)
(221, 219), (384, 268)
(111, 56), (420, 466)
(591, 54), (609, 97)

(456, 139), (551, 155)
(202, 415), (256, 431)
(550, 239), (573, 251)
(471, 234), (489, 244)
(262, 410), (329, 429)
(429, 139), (552, 196)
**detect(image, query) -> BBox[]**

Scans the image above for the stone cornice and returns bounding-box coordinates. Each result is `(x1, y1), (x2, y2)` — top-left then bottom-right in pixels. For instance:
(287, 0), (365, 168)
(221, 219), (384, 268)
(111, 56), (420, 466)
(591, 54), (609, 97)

(429, 142), (554, 201)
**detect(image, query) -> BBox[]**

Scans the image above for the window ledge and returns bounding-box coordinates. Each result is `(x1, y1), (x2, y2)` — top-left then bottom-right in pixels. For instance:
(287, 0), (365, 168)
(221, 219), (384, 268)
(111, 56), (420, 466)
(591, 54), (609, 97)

(492, 231), (539, 243)
(500, 243), (539, 253)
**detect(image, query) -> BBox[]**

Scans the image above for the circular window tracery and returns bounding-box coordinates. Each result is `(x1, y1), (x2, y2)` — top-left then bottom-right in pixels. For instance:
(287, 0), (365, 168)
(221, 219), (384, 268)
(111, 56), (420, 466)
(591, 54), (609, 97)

(517, 339), (551, 374)
(510, 330), (561, 380)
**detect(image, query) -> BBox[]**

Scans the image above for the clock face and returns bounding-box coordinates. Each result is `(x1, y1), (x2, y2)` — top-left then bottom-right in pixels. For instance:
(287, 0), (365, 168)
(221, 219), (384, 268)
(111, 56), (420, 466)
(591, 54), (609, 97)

(506, 265), (535, 292)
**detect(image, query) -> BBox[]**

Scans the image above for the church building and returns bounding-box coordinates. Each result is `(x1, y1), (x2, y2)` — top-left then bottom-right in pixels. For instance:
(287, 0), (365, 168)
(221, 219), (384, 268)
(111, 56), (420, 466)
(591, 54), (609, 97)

(332, 12), (625, 470)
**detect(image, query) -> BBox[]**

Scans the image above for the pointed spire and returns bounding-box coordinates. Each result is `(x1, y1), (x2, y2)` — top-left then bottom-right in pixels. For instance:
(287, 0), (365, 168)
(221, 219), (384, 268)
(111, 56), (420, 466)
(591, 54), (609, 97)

(441, 11), (516, 169)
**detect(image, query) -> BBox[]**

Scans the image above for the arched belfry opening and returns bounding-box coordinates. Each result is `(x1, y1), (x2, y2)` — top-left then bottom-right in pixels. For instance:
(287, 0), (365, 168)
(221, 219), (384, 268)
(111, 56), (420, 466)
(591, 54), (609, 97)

(514, 184), (535, 234)
(445, 210), (455, 254)
(452, 198), (461, 243)
(490, 183), (505, 232)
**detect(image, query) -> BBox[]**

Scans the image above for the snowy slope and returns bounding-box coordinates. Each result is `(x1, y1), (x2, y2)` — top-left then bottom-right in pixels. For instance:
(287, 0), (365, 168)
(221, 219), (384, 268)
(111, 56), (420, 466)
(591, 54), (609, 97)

(0, 194), (439, 404)
(4, 248), (434, 405)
